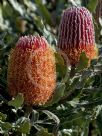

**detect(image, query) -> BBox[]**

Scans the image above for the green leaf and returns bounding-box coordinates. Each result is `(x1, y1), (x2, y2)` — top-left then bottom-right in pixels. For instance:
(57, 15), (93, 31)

(45, 83), (65, 106)
(77, 52), (89, 71)
(35, 0), (52, 25)
(68, 98), (79, 108)
(30, 110), (39, 125)
(34, 124), (44, 131)
(55, 52), (65, 66)
(8, 0), (24, 15)
(62, 129), (73, 135)
(17, 119), (31, 134)
(87, 0), (98, 13)
(42, 110), (60, 125)
(8, 93), (24, 109)
(23, 0), (36, 11)
(0, 122), (12, 132)
(55, 52), (68, 78)
(81, 120), (89, 136)
(97, 110), (102, 135)
(0, 4), (8, 30)
(36, 128), (54, 136)
(0, 112), (7, 121)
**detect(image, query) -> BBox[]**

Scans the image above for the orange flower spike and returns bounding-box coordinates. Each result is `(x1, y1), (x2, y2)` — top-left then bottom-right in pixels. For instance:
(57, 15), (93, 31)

(7, 36), (56, 105)
(58, 6), (98, 66)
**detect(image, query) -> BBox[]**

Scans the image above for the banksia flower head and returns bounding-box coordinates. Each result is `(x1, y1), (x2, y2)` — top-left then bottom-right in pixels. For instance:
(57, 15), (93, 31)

(7, 36), (56, 105)
(58, 6), (97, 66)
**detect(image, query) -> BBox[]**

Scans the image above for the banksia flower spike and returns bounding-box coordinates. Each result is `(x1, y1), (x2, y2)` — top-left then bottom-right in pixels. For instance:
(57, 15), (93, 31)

(58, 6), (98, 66)
(7, 36), (56, 105)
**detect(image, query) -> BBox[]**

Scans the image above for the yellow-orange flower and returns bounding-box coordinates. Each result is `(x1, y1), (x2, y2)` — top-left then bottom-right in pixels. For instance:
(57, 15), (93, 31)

(7, 36), (56, 105)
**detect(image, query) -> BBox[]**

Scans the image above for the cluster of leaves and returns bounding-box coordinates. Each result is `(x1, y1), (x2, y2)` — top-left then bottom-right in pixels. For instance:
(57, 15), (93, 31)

(0, 0), (102, 136)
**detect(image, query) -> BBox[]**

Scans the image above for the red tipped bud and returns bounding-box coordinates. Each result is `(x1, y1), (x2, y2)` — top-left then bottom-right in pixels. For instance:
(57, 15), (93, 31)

(58, 6), (97, 66)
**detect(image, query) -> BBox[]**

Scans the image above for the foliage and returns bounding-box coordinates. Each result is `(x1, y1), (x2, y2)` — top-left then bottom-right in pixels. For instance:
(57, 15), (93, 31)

(0, 0), (102, 136)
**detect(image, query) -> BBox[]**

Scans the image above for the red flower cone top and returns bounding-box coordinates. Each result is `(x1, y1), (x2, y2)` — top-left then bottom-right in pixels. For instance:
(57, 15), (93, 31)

(7, 36), (56, 105)
(58, 6), (97, 66)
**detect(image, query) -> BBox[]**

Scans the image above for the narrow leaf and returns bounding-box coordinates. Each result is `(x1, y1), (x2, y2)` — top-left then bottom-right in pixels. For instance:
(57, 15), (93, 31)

(30, 110), (39, 125)
(43, 110), (60, 125)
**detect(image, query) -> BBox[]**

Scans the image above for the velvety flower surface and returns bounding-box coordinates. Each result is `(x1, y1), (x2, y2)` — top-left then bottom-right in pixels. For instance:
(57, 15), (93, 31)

(58, 6), (98, 66)
(7, 36), (56, 105)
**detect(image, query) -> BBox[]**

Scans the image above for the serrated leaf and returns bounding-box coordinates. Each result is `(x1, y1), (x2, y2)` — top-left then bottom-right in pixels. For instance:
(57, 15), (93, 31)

(8, 93), (24, 109)
(0, 112), (7, 121)
(17, 119), (31, 134)
(87, 0), (98, 13)
(77, 52), (89, 71)
(43, 110), (60, 125)
(45, 83), (65, 107)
